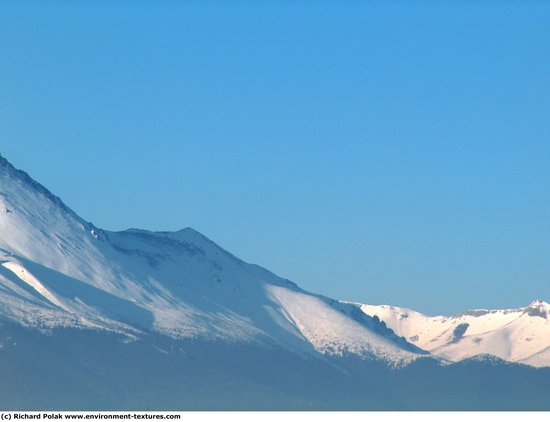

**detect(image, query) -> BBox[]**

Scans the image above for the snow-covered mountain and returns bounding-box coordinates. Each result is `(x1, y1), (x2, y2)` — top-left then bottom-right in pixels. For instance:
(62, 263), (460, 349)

(359, 300), (550, 367)
(2, 152), (550, 410)
(0, 153), (422, 364)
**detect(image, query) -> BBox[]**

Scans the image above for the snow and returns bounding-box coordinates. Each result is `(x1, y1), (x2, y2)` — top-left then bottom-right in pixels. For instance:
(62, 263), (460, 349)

(0, 154), (419, 365)
(359, 300), (550, 367)
(267, 285), (417, 364)
(1, 152), (548, 367)
(1, 260), (64, 308)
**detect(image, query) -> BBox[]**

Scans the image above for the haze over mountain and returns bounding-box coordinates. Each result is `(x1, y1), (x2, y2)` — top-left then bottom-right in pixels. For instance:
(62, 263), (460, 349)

(0, 153), (549, 410)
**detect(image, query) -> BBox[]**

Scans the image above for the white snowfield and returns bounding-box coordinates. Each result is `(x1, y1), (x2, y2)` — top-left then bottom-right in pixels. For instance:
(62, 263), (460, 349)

(2, 153), (548, 368)
(359, 301), (550, 367)
(0, 154), (419, 366)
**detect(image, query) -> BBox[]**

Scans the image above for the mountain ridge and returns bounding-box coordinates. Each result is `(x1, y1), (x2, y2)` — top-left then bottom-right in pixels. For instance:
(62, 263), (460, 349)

(0, 153), (422, 365)
(1, 152), (548, 366)
(359, 300), (550, 367)
(2, 152), (550, 410)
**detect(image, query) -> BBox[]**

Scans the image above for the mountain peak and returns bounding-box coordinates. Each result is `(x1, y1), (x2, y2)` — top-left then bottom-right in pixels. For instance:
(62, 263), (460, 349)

(0, 152), (17, 172)
(0, 153), (96, 269)
(0, 153), (76, 218)
(528, 299), (549, 308)
(524, 300), (550, 319)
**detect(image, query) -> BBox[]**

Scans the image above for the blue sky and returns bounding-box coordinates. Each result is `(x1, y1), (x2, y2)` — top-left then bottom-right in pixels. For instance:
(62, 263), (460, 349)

(1, 1), (549, 315)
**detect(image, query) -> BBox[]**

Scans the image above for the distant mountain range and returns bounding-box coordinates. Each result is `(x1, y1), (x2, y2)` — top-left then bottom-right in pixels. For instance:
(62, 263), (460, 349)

(1, 153), (549, 410)
(359, 300), (550, 367)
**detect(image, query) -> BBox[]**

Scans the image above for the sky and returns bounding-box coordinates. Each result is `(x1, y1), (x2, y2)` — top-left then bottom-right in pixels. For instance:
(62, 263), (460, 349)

(1, 1), (549, 315)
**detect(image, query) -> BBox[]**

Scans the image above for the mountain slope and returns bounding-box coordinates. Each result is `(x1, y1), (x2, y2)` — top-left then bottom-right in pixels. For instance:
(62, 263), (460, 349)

(359, 300), (550, 367)
(0, 153), (421, 365)
(2, 152), (550, 410)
